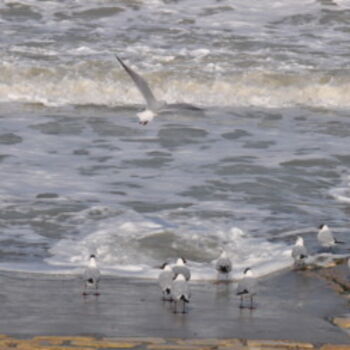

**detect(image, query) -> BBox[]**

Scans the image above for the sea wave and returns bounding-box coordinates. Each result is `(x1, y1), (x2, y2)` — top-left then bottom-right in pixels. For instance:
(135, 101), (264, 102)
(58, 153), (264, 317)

(1, 60), (350, 109)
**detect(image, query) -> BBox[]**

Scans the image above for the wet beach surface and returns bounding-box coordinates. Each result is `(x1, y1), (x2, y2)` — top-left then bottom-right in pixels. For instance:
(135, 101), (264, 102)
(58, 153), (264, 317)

(0, 269), (349, 344)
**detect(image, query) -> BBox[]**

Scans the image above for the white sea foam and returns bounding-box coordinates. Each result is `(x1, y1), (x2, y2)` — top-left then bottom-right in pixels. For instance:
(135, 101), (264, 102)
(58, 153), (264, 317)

(43, 214), (293, 280)
(330, 174), (350, 203)
(2, 60), (350, 108)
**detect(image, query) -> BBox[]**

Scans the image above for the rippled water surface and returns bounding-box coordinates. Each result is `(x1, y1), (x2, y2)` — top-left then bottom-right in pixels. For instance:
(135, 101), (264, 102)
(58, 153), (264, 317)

(0, 0), (349, 279)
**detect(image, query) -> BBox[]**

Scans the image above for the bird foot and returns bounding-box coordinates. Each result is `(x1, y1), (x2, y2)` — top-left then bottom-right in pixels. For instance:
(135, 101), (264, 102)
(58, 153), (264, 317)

(139, 121), (149, 126)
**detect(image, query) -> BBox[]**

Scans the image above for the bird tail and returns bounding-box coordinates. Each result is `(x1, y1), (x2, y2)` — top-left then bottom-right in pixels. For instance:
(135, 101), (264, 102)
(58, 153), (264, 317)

(335, 239), (345, 244)
(88, 278), (94, 284)
(180, 295), (189, 303)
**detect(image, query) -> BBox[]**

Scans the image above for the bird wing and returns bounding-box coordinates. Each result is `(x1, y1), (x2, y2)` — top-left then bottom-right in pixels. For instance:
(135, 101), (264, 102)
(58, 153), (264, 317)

(318, 229), (334, 246)
(158, 271), (174, 291)
(84, 267), (100, 283)
(172, 280), (190, 301)
(116, 55), (158, 110)
(292, 246), (308, 260)
(237, 277), (256, 295)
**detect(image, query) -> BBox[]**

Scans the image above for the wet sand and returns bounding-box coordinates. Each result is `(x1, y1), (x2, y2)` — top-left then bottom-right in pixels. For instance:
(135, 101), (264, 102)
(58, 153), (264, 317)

(0, 269), (348, 344)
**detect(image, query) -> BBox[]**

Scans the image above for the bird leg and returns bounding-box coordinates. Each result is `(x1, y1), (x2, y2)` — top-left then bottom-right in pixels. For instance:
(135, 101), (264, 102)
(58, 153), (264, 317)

(162, 291), (169, 301)
(94, 282), (100, 296)
(82, 282), (88, 296)
(249, 295), (255, 310)
(173, 301), (178, 314)
(239, 295), (244, 309)
(182, 300), (186, 314)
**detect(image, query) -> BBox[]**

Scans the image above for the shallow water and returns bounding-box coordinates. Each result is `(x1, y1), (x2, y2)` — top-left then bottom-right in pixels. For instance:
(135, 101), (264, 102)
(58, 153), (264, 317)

(0, 0), (349, 279)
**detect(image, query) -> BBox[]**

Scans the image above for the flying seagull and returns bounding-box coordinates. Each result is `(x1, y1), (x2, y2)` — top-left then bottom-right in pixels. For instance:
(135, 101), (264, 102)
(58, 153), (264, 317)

(317, 224), (344, 248)
(158, 262), (175, 301)
(236, 267), (256, 309)
(291, 236), (308, 268)
(215, 249), (232, 279)
(82, 254), (101, 296)
(115, 55), (202, 125)
(172, 257), (191, 281)
(171, 273), (191, 313)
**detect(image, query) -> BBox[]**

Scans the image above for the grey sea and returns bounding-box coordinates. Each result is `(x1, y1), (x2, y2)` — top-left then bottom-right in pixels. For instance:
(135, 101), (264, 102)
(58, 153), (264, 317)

(0, 0), (349, 280)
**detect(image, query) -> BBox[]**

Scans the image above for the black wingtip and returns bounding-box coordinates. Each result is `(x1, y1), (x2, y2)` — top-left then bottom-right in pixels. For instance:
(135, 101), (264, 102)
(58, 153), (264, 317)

(219, 266), (230, 273)
(115, 54), (126, 67)
(180, 295), (189, 303)
(236, 289), (249, 296)
(115, 54), (122, 64)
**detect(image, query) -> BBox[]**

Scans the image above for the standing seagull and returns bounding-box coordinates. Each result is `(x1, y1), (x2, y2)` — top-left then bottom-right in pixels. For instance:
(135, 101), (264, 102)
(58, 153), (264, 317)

(236, 267), (256, 309)
(158, 263), (175, 301)
(215, 249), (232, 279)
(116, 55), (165, 125)
(82, 254), (101, 296)
(171, 274), (191, 313)
(291, 236), (308, 268)
(317, 224), (344, 248)
(172, 257), (191, 281)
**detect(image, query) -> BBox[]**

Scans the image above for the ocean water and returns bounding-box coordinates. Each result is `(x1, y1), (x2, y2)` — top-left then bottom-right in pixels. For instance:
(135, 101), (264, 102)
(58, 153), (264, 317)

(0, 0), (350, 280)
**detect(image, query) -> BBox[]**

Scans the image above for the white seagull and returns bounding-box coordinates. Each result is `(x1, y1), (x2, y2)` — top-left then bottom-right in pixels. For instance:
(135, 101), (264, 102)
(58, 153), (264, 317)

(317, 224), (344, 248)
(171, 274), (191, 313)
(158, 262), (175, 301)
(82, 254), (101, 296)
(236, 267), (257, 309)
(215, 249), (232, 279)
(115, 55), (202, 125)
(291, 236), (308, 267)
(172, 257), (191, 281)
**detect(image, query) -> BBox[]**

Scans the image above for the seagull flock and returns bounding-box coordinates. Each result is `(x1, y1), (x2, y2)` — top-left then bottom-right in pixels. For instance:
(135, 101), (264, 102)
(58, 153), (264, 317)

(82, 57), (349, 312)
(83, 224), (348, 313)
(291, 223), (346, 268)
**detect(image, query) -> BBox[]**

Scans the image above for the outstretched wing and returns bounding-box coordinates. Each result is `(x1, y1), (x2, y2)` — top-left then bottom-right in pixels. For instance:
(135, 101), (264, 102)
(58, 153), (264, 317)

(116, 55), (158, 109)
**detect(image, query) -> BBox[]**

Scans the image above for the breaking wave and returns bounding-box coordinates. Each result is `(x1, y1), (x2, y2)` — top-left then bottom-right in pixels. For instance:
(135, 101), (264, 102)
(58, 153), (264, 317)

(1, 60), (350, 109)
